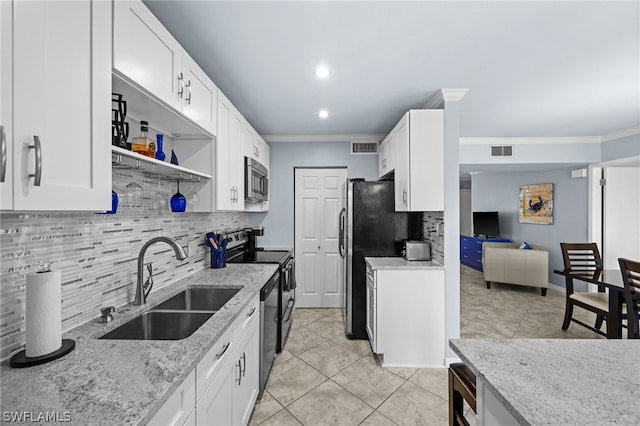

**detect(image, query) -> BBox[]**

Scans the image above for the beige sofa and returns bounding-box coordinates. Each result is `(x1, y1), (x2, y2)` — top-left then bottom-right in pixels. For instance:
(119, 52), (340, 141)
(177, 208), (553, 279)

(482, 242), (549, 296)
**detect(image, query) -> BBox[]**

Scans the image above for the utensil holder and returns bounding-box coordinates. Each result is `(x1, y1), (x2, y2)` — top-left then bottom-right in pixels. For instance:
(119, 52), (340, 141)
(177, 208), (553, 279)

(205, 232), (226, 269)
(210, 249), (226, 269)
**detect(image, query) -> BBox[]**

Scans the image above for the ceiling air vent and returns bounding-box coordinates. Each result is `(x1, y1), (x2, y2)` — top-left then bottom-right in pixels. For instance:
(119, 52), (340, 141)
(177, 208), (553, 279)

(490, 145), (513, 157)
(351, 141), (378, 155)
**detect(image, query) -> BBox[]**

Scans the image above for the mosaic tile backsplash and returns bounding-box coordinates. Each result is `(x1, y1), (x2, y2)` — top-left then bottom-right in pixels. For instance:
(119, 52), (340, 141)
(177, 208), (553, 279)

(422, 211), (444, 264)
(0, 169), (248, 360)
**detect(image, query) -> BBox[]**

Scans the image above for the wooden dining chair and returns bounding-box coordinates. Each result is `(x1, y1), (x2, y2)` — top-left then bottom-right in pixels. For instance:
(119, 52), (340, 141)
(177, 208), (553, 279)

(560, 243), (608, 336)
(618, 258), (640, 339)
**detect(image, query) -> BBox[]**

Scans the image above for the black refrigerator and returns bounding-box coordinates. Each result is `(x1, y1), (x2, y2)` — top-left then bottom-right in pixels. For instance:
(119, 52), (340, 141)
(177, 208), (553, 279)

(339, 179), (422, 339)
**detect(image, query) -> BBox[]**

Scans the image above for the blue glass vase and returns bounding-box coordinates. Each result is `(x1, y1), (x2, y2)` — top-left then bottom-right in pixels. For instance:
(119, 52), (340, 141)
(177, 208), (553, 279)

(170, 181), (187, 212)
(155, 134), (165, 161)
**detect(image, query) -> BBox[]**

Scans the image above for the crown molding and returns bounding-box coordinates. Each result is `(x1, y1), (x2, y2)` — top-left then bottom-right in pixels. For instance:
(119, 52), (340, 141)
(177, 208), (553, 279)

(424, 88), (469, 109)
(601, 126), (640, 142)
(459, 136), (601, 145)
(262, 134), (386, 143)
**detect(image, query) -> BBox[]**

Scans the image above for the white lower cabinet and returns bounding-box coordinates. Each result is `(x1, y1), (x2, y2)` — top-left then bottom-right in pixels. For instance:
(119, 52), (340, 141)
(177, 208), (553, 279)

(195, 296), (259, 426)
(233, 321), (259, 425)
(367, 266), (445, 367)
(196, 360), (234, 426)
(149, 370), (196, 426)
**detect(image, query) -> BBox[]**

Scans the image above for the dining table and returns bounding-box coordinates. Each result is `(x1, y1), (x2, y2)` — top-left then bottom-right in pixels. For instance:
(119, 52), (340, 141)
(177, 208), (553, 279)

(553, 268), (625, 338)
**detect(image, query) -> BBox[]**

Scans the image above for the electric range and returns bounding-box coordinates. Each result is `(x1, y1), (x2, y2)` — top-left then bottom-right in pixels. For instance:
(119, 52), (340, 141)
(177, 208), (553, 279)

(223, 229), (295, 354)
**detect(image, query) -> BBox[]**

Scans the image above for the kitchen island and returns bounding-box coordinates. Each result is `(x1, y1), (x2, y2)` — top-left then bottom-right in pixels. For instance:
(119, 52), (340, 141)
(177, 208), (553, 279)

(449, 339), (640, 425)
(0, 264), (278, 425)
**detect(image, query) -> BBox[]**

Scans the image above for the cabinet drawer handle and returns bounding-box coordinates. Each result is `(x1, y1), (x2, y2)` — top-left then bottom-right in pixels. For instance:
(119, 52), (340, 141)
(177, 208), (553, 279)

(0, 126), (6, 183)
(29, 136), (42, 186)
(177, 73), (184, 98)
(241, 352), (246, 377)
(215, 341), (230, 360)
(247, 307), (256, 318)
(186, 80), (192, 104)
(236, 359), (242, 385)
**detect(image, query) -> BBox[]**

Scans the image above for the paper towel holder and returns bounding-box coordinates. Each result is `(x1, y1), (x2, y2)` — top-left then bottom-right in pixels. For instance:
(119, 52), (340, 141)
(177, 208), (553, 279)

(10, 263), (76, 368)
(10, 339), (75, 368)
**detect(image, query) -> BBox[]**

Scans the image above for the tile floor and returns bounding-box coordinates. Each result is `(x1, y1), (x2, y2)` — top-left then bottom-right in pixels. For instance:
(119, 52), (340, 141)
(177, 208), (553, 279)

(249, 265), (602, 426)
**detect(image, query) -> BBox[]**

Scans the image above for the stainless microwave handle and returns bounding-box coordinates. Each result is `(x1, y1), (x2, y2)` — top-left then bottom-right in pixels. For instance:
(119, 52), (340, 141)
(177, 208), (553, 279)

(260, 176), (268, 197)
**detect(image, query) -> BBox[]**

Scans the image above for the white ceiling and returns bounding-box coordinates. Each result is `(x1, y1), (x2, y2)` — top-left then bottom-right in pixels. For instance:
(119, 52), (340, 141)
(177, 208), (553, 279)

(144, 1), (639, 141)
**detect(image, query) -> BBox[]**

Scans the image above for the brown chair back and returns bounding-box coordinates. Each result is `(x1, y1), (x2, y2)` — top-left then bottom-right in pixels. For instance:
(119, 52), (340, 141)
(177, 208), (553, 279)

(560, 243), (603, 283)
(618, 257), (640, 339)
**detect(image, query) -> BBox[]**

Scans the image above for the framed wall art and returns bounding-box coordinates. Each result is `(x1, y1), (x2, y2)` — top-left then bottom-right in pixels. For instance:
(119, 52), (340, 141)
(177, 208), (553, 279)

(519, 183), (553, 224)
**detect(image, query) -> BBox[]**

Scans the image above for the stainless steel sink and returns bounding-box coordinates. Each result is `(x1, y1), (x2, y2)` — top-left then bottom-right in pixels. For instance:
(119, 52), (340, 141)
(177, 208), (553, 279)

(152, 288), (240, 311)
(99, 311), (213, 340)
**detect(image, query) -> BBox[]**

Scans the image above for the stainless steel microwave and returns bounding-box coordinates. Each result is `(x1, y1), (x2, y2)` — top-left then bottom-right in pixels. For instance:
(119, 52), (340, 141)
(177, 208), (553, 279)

(245, 157), (268, 202)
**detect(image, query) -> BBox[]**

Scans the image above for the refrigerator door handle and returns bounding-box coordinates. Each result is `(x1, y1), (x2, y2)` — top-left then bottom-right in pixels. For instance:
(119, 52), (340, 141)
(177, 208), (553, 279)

(338, 208), (346, 258)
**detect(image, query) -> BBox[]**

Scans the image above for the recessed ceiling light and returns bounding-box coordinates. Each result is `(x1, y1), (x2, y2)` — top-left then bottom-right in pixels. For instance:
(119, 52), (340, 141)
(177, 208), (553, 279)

(315, 66), (330, 79)
(318, 110), (329, 119)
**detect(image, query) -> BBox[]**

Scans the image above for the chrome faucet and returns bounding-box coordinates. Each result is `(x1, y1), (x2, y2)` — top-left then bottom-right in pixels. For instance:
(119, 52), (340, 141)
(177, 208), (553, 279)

(134, 236), (188, 306)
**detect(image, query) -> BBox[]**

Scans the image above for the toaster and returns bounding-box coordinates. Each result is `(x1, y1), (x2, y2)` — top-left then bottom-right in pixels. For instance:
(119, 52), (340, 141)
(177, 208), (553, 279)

(402, 240), (431, 261)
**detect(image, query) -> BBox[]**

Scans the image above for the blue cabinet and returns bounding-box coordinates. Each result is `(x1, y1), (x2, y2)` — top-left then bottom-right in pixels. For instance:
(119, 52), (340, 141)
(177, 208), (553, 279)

(460, 235), (510, 271)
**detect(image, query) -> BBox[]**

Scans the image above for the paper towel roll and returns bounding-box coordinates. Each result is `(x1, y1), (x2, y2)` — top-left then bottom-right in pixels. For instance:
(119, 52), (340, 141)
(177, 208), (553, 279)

(26, 269), (62, 358)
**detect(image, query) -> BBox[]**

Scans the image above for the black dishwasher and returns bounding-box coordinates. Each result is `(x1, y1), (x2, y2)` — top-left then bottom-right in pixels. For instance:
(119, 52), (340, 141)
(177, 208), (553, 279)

(259, 270), (279, 395)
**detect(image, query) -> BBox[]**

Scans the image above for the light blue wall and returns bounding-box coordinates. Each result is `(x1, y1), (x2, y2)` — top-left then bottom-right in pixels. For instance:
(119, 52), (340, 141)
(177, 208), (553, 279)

(248, 141), (378, 249)
(471, 167), (589, 290)
(601, 133), (640, 162)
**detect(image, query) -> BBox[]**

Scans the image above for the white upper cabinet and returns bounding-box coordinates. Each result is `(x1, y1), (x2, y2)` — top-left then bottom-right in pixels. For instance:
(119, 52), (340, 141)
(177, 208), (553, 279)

(243, 121), (267, 166)
(113, 0), (182, 111)
(113, 0), (217, 136)
(378, 132), (395, 179)
(182, 54), (218, 136)
(8, 0), (111, 211)
(216, 91), (244, 211)
(1, 1), (13, 210)
(393, 110), (444, 212)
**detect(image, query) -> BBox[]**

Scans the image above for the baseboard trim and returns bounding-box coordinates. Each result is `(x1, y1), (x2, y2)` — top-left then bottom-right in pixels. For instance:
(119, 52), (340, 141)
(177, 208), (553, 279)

(445, 357), (462, 366)
(548, 282), (565, 293)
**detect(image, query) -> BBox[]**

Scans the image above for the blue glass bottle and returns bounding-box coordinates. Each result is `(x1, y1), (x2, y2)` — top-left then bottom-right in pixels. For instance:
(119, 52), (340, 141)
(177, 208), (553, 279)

(155, 134), (165, 161)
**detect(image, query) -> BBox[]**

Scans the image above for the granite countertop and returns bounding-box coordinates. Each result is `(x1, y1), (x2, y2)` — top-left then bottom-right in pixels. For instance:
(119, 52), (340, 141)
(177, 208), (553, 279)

(0, 264), (279, 426)
(365, 256), (444, 270)
(449, 339), (640, 426)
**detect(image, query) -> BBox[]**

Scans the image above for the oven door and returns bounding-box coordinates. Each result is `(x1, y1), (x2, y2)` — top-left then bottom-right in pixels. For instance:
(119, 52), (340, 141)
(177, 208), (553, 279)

(245, 157), (268, 202)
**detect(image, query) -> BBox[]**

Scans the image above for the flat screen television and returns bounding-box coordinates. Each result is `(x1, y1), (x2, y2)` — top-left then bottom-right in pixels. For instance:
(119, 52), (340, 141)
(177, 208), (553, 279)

(473, 211), (500, 237)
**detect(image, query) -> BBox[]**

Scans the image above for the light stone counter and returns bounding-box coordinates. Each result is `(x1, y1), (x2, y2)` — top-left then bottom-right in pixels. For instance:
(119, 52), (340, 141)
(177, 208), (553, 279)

(0, 264), (279, 426)
(365, 256), (443, 270)
(450, 339), (640, 426)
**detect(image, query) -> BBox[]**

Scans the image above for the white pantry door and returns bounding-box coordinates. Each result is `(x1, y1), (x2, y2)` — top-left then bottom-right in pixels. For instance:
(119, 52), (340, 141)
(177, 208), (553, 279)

(294, 168), (347, 307)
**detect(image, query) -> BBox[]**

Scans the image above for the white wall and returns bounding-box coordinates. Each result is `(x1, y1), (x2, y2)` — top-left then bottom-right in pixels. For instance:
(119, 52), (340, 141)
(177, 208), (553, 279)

(248, 141), (378, 249)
